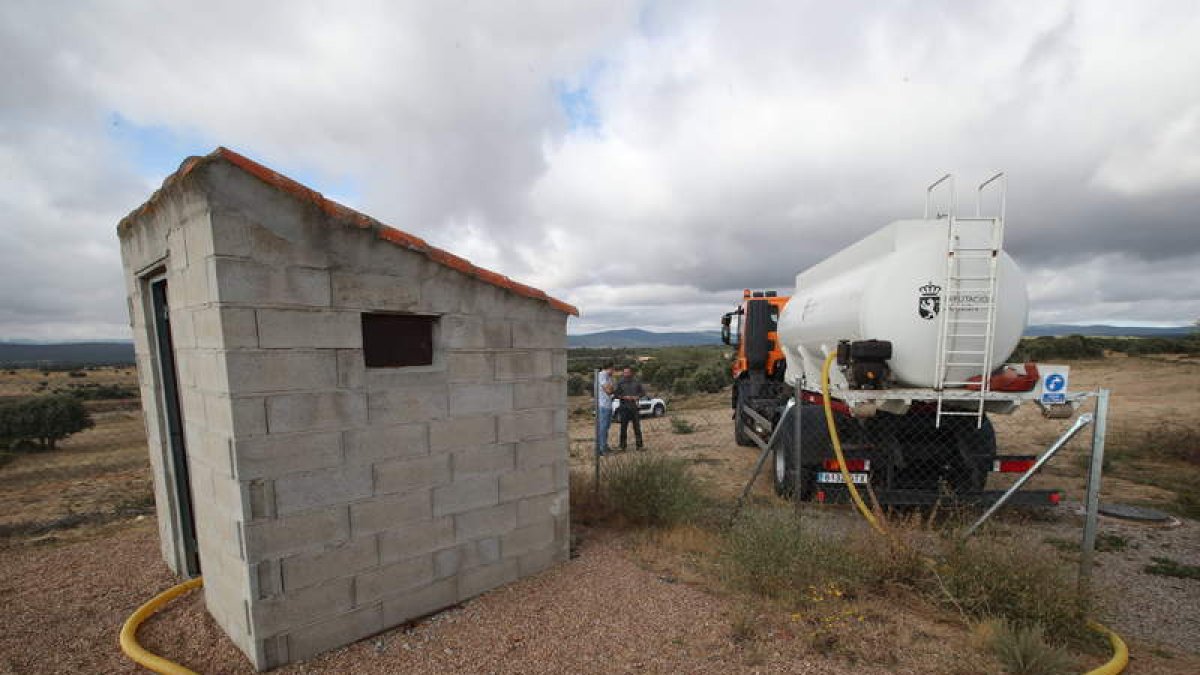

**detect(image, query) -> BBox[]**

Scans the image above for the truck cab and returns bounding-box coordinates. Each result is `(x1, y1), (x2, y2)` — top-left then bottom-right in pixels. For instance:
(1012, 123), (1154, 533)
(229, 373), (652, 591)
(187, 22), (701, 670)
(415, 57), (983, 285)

(722, 290), (791, 446)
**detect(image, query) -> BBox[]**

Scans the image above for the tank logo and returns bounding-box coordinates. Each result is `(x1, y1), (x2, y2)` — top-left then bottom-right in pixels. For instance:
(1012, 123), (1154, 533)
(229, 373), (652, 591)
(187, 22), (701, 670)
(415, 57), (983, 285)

(918, 282), (942, 320)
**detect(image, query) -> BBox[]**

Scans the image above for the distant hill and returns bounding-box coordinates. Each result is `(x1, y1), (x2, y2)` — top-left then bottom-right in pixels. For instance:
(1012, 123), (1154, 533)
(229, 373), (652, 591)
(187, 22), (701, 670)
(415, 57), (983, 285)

(1024, 324), (1195, 338)
(0, 341), (135, 366)
(568, 329), (722, 348)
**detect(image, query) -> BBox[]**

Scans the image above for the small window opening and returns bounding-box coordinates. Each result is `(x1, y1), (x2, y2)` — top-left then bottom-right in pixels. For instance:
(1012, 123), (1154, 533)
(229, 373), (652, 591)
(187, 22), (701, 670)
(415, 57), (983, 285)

(362, 313), (436, 368)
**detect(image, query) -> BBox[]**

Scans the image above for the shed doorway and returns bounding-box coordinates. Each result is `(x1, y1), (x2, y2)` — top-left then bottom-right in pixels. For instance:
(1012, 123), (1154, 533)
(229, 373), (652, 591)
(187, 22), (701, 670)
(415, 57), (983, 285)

(149, 277), (201, 576)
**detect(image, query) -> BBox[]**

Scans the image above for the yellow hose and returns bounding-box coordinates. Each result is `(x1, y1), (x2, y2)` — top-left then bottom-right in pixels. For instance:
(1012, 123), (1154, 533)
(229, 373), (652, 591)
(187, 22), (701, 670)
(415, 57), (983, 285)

(819, 351), (887, 535)
(119, 576), (204, 674)
(818, 351), (1126, 673)
(1085, 621), (1129, 675)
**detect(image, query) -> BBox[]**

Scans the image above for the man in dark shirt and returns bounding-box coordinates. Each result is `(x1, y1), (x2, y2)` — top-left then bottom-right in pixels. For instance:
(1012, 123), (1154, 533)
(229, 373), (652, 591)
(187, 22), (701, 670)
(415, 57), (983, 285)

(613, 367), (646, 450)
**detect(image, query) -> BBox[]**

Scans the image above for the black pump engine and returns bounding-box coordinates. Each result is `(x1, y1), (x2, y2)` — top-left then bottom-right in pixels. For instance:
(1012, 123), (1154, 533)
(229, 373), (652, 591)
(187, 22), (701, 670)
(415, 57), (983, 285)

(836, 339), (893, 390)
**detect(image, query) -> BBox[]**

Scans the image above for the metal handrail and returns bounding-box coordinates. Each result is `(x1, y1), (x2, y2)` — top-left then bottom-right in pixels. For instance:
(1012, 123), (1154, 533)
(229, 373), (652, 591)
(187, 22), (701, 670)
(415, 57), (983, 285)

(925, 173), (954, 219)
(976, 171), (1006, 219)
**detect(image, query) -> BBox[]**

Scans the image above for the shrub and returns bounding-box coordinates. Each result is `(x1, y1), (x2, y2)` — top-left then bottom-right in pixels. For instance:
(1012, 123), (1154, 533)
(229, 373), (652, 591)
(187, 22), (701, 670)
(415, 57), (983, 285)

(602, 454), (705, 527)
(670, 417), (696, 434)
(935, 537), (1087, 642)
(1143, 556), (1200, 580)
(975, 620), (1075, 675)
(0, 394), (94, 452)
(722, 508), (861, 599)
(567, 374), (588, 396)
(672, 377), (696, 395)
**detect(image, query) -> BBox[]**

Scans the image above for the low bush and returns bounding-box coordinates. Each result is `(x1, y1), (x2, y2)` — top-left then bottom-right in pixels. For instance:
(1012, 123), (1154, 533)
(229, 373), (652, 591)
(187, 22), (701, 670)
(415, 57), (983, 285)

(974, 619), (1075, 675)
(722, 508), (861, 600)
(670, 417), (696, 434)
(1143, 556), (1200, 580)
(602, 454), (706, 528)
(935, 537), (1087, 642)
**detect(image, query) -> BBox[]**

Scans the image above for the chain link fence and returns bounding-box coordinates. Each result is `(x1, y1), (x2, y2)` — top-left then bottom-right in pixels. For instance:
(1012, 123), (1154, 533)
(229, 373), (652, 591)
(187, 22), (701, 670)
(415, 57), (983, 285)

(569, 381), (1105, 521)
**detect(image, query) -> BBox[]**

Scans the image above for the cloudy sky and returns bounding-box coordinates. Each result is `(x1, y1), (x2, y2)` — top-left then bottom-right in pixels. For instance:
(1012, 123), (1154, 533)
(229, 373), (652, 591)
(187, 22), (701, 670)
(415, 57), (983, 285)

(3, 0), (1199, 339)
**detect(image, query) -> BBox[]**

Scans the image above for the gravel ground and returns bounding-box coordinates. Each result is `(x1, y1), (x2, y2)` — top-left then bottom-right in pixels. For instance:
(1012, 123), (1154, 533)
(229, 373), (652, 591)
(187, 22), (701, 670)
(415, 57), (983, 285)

(1052, 506), (1200, 656)
(1, 515), (1198, 673)
(0, 520), (984, 675)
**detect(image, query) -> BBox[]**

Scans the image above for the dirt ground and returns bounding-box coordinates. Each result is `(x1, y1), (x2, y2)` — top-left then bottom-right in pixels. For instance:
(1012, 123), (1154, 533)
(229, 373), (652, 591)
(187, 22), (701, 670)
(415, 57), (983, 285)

(0, 357), (1197, 673)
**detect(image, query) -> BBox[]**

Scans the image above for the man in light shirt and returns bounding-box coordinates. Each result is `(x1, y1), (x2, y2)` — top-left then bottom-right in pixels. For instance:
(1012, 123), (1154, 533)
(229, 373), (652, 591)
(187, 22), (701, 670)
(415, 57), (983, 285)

(596, 362), (616, 455)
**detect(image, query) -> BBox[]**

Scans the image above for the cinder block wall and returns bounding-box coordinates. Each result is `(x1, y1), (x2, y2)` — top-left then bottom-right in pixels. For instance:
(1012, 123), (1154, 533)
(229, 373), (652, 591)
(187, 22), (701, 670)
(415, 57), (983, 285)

(120, 157), (570, 670)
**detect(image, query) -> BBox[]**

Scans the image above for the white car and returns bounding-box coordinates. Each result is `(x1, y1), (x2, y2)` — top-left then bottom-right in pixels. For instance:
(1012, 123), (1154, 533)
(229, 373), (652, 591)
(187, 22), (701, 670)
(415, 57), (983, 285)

(612, 396), (667, 417)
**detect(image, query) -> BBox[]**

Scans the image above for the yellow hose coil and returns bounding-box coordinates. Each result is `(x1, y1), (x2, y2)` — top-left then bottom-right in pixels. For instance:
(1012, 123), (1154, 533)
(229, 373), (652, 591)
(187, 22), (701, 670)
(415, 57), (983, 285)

(818, 351), (1126, 673)
(119, 576), (204, 675)
(1084, 621), (1129, 675)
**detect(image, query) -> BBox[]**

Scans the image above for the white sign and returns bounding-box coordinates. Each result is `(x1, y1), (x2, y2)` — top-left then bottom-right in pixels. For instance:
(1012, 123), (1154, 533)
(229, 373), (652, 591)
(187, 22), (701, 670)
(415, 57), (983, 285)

(1039, 366), (1070, 405)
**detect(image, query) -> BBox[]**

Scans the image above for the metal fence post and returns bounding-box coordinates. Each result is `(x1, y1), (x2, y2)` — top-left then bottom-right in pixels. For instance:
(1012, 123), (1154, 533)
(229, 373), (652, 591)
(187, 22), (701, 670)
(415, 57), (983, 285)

(793, 393), (802, 515)
(593, 369), (601, 494)
(1079, 388), (1109, 601)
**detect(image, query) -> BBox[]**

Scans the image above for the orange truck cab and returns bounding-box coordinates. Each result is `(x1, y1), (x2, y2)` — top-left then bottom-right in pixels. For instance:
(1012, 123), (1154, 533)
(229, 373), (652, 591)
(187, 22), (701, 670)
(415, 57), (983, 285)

(721, 290), (791, 446)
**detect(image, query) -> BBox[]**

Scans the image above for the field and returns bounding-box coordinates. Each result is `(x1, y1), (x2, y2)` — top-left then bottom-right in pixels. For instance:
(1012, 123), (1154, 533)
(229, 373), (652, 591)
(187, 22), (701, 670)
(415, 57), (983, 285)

(0, 356), (1197, 673)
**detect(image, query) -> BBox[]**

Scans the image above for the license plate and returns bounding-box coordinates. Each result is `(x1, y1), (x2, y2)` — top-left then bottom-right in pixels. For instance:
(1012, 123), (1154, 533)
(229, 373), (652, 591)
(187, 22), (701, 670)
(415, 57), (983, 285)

(817, 472), (869, 484)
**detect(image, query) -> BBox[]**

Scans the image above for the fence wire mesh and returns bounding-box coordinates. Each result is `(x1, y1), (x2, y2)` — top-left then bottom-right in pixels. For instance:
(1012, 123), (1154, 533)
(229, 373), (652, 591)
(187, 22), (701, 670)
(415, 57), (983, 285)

(570, 380), (1099, 519)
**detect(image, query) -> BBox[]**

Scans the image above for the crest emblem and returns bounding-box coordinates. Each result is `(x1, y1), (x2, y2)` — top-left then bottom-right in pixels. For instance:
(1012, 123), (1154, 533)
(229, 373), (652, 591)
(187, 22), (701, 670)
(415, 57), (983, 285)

(918, 282), (941, 320)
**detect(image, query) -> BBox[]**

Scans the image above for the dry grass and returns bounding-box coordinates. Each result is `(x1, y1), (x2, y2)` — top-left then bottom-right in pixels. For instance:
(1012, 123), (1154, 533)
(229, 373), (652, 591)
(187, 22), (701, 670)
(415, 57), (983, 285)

(0, 365), (138, 399)
(0, 404), (151, 546)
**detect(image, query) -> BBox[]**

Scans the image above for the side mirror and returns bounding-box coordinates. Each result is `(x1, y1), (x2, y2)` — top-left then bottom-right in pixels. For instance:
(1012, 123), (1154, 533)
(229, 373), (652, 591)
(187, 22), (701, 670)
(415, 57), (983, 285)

(720, 314), (732, 345)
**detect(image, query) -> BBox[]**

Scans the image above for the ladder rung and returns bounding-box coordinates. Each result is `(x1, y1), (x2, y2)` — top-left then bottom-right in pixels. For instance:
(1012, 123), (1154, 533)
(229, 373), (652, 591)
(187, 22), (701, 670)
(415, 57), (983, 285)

(940, 381), (981, 386)
(947, 319), (990, 324)
(946, 362), (988, 367)
(946, 350), (988, 354)
(948, 333), (989, 338)
(939, 410), (984, 416)
(948, 277), (994, 281)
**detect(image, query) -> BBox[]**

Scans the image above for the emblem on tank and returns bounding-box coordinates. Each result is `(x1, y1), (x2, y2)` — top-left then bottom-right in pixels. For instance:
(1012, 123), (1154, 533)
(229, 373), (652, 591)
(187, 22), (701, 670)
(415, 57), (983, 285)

(917, 282), (942, 320)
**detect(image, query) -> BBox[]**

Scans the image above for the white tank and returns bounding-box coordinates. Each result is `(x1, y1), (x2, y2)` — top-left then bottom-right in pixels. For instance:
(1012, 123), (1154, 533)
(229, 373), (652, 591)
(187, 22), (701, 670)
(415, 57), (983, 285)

(778, 218), (1028, 391)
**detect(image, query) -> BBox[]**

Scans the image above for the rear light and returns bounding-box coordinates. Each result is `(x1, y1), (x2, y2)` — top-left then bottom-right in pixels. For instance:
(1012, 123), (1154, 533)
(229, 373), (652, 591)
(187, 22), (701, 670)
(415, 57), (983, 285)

(816, 490), (826, 504)
(1049, 492), (1062, 505)
(993, 458), (1036, 473)
(823, 458), (870, 472)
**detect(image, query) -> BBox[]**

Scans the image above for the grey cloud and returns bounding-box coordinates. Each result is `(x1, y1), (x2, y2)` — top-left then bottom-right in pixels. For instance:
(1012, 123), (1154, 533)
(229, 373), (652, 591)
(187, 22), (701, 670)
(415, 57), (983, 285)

(2, 1), (1199, 339)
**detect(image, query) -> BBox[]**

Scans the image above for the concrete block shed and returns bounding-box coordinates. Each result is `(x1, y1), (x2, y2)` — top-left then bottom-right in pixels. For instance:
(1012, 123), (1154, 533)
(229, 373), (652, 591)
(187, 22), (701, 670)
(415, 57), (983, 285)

(117, 147), (578, 669)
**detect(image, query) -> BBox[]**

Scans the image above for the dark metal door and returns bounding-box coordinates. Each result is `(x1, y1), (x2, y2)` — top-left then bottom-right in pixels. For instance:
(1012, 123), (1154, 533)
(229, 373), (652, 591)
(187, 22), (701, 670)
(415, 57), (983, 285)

(150, 279), (201, 576)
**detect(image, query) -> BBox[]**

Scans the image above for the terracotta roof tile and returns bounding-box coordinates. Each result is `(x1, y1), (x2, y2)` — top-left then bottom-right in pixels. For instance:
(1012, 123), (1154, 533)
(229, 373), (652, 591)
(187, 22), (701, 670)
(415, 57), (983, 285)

(119, 147), (579, 317)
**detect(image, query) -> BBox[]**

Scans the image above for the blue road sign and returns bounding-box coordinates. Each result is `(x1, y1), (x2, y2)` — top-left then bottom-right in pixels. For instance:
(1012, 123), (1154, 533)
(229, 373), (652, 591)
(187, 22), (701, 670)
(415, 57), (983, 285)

(1045, 373), (1065, 392)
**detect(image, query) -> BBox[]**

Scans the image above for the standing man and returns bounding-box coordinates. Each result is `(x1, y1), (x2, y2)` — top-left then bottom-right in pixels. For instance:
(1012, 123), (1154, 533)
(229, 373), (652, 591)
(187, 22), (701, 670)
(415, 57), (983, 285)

(596, 362), (616, 455)
(614, 366), (646, 451)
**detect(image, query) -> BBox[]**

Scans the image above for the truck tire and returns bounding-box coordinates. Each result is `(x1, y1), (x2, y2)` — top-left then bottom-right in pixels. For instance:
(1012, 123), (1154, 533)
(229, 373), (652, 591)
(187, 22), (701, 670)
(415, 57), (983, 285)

(653, 403), (665, 417)
(734, 401), (756, 447)
(952, 416), (996, 493)
(773, 442), (815, 499)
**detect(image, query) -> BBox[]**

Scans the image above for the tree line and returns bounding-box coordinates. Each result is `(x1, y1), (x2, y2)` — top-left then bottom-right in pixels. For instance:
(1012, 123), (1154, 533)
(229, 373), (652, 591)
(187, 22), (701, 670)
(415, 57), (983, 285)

(567, 346), (733, 396)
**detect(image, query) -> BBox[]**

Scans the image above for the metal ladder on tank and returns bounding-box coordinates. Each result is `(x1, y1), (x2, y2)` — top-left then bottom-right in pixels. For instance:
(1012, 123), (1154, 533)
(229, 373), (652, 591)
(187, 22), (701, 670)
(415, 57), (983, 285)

(928, 173), (1007, 428)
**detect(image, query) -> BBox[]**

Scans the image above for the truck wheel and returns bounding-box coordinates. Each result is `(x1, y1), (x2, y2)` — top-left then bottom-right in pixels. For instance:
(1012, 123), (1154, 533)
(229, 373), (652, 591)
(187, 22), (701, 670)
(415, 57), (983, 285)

(773, 445), (814, 500)
(773, 444), (792, 496)
(734, 402), (755, 447)
(954, 416), (996, 493)
(653, 403), (665, 417)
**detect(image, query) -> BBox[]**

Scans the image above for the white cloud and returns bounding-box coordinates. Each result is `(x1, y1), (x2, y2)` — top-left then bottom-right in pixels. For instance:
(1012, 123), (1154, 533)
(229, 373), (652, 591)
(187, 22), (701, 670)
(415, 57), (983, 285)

(1, 0), (1199, 340)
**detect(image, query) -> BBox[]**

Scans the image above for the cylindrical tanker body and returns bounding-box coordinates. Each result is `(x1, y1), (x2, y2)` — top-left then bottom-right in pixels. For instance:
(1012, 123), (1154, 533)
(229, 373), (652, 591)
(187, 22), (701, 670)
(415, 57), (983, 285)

(778, 218), (1028, 391)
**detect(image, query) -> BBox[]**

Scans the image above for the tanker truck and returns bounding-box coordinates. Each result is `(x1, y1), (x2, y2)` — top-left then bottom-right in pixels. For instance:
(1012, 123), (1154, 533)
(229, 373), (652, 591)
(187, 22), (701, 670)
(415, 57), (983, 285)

(733, 174), (1067, 505)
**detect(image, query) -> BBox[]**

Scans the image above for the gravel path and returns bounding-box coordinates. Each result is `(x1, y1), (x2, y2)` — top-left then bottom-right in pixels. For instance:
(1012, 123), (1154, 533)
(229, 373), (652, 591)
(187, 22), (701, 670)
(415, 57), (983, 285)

(0, 521), (973, 675)
(1066, 508), (1200, 655)
(2, 515), (1197, 674)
